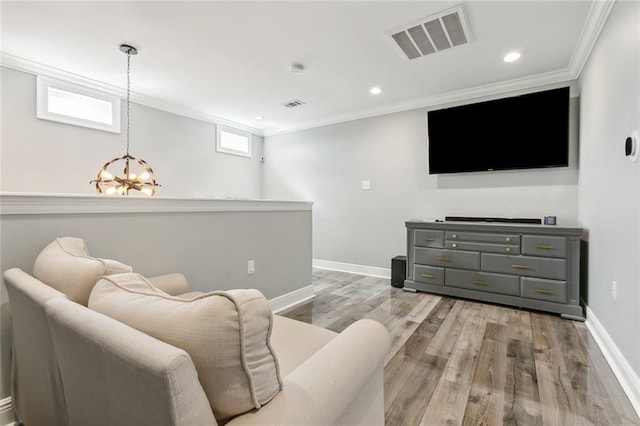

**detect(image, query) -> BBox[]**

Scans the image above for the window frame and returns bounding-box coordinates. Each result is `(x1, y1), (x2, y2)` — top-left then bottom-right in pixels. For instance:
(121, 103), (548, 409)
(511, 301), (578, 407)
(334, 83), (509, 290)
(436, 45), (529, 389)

(216, 124), (252, 158)
(36, 76), (121, 133)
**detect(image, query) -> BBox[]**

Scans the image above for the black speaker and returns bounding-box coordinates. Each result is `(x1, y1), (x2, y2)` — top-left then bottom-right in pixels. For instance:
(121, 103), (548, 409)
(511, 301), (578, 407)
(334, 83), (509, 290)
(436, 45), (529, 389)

(391, 255), (406, 288)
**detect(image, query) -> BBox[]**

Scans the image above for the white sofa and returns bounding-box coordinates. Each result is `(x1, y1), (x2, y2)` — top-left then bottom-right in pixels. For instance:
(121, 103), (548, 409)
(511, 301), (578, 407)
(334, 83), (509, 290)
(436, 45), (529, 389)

(4, 238), (389, 426)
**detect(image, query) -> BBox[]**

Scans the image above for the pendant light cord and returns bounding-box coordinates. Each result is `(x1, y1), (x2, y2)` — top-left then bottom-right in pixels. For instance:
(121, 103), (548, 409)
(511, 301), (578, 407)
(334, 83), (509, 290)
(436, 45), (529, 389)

(126, 50), (131, 157)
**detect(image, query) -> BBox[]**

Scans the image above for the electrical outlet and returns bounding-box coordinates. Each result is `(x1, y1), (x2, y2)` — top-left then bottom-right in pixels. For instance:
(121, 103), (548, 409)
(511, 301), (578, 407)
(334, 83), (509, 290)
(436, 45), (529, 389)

(611, 281), (617, 301)
(248, 260), (255, 275)
(361, 180), (371, 190)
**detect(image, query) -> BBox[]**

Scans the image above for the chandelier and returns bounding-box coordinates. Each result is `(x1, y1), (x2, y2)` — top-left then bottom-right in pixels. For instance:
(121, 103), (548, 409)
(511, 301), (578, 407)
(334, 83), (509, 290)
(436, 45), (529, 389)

(91, 44), (159, 196)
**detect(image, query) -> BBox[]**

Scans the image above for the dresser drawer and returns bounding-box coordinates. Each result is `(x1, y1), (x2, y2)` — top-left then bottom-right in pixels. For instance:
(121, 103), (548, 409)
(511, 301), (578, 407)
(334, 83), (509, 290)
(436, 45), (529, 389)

(446, 269), (520, 296)
(446, 241), (520, 255)
(415, 230), (445, 248)
(414, 265), (444, 285)
(446, 231), (520, 245)
(521, 277), (567, 303)
(521, 235), (567, 258)
(414, 247), (480, 271)
(481, 253), (566, 281)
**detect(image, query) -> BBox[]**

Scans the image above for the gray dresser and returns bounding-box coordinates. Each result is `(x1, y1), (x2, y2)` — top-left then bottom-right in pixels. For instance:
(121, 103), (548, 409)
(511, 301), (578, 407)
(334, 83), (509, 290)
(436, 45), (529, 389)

(404, 220), (584, 320)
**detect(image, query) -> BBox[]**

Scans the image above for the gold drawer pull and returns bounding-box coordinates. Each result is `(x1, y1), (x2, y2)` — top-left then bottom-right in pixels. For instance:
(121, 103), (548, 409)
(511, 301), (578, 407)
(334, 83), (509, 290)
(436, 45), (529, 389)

(505, 247), (511, 253)
(451, 243), (458, 248)
(512, 264), (530, 270)
(534, 289), (555, 295)
(471, 280), (488, 286)
(451, 234), (457, 239)
(505, 237), (511, 242)
(423, 237), (435, 242)
(535, 244), (554, 250)
(437, 256), (451, 262)
(421, 274), (434, 279)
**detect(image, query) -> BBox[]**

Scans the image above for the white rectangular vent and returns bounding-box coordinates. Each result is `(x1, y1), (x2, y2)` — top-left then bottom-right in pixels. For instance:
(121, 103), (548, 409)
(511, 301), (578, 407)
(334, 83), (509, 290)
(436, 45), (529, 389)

(281, 99), (306, 108)
(388, 5), (471, 60)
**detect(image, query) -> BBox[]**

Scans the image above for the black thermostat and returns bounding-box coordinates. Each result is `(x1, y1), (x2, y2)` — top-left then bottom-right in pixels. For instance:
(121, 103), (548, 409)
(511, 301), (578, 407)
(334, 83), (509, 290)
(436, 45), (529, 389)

(626, 131), (639, 162)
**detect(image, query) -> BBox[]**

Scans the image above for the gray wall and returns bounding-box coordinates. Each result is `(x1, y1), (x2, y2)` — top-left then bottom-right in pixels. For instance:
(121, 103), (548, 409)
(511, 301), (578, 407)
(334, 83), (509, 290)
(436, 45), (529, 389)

(578, 1), (640, 381)
(0, 208), (312, 402)
(1, 211), (311, 297)
(262, 91), (579, 268)
(1, 67), (263, 198)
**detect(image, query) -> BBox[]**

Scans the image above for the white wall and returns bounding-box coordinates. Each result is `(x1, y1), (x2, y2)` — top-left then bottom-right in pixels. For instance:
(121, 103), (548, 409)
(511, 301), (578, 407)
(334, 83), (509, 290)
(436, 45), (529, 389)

(1, 67), (263, 198)
(262, 91), (580, 269)
(579, 0), (640, 385)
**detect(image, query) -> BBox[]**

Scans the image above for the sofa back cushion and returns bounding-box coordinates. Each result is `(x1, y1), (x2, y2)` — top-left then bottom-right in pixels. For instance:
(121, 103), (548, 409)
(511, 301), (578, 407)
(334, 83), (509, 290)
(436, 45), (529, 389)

(89, 273), (282, 421)
(33, 237), (132, 305)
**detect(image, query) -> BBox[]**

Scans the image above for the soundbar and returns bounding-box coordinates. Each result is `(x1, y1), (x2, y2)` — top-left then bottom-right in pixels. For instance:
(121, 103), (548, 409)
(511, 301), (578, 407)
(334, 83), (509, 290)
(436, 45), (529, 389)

(445, 216), (542, 225)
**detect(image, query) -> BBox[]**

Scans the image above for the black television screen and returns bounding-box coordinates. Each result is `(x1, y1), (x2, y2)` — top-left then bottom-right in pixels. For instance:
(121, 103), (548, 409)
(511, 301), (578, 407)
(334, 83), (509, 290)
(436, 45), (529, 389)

(427, 87), (570, 174)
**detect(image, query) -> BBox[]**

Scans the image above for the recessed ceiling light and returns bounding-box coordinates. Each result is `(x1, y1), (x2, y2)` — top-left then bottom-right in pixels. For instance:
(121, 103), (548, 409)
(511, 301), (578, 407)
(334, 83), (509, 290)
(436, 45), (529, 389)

(503, 51), (521, 63)
(254, 115), (264, 120)
(289, 64), (304, 74)
(370, 87), (382, 95)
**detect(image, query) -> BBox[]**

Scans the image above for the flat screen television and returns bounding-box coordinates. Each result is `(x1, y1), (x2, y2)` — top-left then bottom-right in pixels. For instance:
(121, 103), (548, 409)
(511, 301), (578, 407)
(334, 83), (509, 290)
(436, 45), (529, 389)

(427, 87), (570, 174)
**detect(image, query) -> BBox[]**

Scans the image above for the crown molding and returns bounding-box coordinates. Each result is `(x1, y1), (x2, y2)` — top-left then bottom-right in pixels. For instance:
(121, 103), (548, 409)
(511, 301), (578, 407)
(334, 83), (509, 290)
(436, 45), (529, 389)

(568, 0), (616, 77)
(263, 69), (577, 137)
(0, 52), (264, 137)
(0, 193), (312, 215)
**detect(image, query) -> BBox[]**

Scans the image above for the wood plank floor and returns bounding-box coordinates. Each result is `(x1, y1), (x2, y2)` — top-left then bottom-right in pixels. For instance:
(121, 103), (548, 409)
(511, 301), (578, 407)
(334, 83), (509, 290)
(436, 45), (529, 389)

(280, 269), (640, 426)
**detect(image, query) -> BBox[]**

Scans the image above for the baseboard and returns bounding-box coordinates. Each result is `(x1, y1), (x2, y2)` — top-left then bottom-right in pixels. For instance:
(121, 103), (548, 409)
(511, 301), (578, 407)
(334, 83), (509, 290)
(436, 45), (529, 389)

(0, 397), (15, 426)
(585, 306), (640, 417)
(313, 259), (391, 279)
(269, 285), (314, 314)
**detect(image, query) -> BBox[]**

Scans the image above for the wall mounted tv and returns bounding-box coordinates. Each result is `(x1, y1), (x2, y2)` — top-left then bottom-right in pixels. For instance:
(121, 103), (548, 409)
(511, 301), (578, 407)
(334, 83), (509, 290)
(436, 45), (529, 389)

(427, 87), (570, 174)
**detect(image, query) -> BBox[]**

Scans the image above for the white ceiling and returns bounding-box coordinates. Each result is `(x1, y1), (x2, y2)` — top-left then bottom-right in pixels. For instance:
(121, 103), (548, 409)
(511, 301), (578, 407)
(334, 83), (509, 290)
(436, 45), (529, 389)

(1, 1), (606, 136)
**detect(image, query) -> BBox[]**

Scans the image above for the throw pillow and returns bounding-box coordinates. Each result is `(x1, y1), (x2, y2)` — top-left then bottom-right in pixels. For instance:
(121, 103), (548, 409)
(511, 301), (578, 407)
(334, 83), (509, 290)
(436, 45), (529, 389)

(33, 237), (132, 305)
(88, 272), (282, 421)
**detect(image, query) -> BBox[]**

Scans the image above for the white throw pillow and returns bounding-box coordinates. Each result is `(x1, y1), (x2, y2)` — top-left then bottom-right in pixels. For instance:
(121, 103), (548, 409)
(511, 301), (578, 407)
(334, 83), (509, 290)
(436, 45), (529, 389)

(33, 237), (132, 305)
(88, 272), (282, 422)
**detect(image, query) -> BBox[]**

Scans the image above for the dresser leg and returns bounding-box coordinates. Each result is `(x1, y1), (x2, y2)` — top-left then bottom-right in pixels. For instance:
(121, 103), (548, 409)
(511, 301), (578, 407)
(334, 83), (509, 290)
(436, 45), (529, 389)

(402, 287), (417, 293)
(561, 313), (586, 321)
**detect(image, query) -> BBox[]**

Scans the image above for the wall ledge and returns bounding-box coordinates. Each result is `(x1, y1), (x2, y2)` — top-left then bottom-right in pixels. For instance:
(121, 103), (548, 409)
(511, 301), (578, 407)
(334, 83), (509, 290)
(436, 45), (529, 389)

(0, 193), (312, 215)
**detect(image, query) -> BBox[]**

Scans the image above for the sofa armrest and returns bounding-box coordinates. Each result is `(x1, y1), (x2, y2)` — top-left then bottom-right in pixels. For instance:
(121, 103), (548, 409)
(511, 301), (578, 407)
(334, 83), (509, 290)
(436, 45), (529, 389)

(227, 319), (390, 426)
(146, 273), (189, 296)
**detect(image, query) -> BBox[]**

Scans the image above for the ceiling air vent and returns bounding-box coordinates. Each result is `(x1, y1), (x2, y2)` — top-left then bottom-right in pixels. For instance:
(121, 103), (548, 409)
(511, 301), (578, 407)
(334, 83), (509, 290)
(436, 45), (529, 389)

(388, 5), (471, 60)
(281, 99), (306, 108)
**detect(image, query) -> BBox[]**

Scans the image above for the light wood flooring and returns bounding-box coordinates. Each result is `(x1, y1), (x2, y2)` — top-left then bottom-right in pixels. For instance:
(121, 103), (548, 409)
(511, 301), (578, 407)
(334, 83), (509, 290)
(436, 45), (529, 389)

(280, 269), (640, 426)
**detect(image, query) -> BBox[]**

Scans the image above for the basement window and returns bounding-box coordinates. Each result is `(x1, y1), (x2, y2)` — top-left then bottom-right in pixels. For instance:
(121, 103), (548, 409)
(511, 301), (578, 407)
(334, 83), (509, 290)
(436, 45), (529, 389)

(216, 125), (252, 158)
(36, 76), (121, 133)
